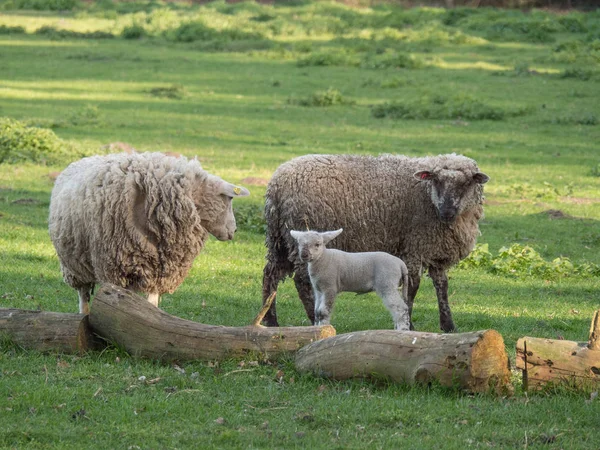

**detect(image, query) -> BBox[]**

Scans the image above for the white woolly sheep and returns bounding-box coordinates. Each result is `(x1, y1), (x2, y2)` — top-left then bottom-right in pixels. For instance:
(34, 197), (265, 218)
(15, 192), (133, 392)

(262, 153), (489, 332)
(49, 152), (249, 314)
(290, 229), (410, 330)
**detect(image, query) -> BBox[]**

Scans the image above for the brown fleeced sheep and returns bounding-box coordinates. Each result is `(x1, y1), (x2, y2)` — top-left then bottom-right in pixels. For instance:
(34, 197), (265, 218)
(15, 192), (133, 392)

(262, 153), (489, 332)
(49, 152), (249, 314)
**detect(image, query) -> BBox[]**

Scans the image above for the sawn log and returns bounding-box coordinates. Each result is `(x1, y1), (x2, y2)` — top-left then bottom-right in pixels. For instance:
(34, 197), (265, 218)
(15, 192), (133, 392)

(0, 308), (101, 354)
(88, 283), (336, 362)
(295, 329), (512, 394)
(516, 310), (600, 390)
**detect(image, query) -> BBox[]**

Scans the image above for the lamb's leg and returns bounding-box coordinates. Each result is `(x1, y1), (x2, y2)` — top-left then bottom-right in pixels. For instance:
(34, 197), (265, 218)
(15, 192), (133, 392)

(77, 284), (93, 315)
(293, 265), (316, 324)
(314, 289), (336, 326)
(428, 266), (455, 333)
(377, 285), (410, 331)
(147, 293), (160, 308)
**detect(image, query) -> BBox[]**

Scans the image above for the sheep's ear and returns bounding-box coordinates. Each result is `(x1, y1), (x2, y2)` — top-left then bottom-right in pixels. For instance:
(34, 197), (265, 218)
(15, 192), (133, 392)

(321, 228), (343, 244)
(473, 172), (490, 184)
(414, 170), (433, 181)
(290, 230), (302, 241)
(219, 181), (250, 198)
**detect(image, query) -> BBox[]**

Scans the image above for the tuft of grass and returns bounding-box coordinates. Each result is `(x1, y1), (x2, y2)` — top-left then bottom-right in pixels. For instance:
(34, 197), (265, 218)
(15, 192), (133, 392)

(0, 24), (26, 34)
(361, 51), (425, 70)
(121, 23), (147, 39)
(288, 88), (354, 107)
(296, 50), (360, 67)
(34, 25), (114, 39)
(372, 94), (529, 121)
(0, 0), (79, 11)
(559, 67), (597, 81)
(549, 114), (598, 126)
(147, 84), (187, 100)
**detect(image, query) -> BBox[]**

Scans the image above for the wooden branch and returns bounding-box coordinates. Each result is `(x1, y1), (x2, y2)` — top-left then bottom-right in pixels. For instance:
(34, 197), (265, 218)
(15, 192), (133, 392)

(589, 310), (600, 351)
(516, 311), (600, 390)
(295, 329), (512, 395)
(88, 283), (336, 362)
(251, 291), (276, 327)
(0, 308), (102, 354)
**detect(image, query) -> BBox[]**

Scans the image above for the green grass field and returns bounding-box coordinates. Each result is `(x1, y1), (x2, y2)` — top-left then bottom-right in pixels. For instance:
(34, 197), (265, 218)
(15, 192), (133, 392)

(1, 1), (600, 448)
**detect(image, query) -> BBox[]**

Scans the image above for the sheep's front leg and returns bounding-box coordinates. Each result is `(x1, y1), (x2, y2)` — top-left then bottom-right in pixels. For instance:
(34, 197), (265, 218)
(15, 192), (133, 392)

(428, 266), (455, 333)
(147, 293), (160, 308)
(314, 289), (336, 326)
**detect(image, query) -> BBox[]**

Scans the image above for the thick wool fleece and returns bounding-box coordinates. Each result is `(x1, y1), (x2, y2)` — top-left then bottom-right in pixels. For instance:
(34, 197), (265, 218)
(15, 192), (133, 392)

(49, 152), (223, 295)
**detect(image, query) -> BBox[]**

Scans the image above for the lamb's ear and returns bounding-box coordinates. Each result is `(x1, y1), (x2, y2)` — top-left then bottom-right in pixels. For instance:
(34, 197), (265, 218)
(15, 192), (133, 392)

(321, 228), (343, 244)
(218, 181), (250, 198)
(290, 230), (302, 241)
(473, 172), (490, 184)
(414, 170), (433, 181)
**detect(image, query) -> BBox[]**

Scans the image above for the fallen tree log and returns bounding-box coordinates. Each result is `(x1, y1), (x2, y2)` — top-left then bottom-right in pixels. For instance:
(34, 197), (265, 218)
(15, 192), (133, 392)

(0, 308), (102, 354)
(88, 283), (336, 362)
(516, 310), (600, 390)
(295, 329), (512, 394)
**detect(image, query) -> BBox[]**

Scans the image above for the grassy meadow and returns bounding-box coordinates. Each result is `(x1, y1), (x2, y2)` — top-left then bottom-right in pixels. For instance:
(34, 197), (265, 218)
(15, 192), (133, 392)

(1, 1), (600, 448)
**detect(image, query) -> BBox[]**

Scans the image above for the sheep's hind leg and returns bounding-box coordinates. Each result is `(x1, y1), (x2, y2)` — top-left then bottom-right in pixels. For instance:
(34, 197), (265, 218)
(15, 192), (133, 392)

(262, 258), (294, 327)
(428, 266), (455, 333)
(406, 272), (421, 330)
(77, 284), (94, 315)
(147, 293), (160, 308)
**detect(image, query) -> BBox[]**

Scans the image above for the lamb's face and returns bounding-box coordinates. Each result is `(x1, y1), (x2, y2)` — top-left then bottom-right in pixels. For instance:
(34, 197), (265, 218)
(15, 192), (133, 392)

(290, 229), (343, 263)
(293, 231), (325, 263)
(414, 167), (489, 224)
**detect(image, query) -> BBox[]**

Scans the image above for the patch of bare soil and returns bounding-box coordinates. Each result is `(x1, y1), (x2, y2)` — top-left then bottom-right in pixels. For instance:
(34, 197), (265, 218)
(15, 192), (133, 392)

(541, 209), (574, 220)
(240, 177), (270, 186)
(12, 198), (40, 205)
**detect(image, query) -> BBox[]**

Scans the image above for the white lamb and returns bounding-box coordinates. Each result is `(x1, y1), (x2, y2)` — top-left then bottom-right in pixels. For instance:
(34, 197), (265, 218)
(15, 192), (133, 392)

(290, 229), (410, 330)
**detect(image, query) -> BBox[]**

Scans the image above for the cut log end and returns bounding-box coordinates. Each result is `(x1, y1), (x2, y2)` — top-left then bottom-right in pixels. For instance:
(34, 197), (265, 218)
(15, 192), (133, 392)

(470, 329), (512, 393)
(0, 308), (103, 354)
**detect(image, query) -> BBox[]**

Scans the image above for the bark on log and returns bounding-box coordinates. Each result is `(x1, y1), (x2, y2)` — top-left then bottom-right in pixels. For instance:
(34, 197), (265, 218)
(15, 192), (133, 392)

(88, 283), (336, 362)
(295, 329), (512, 394)
(516, 312), (600, 390)
(0, 308), (102, 354)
